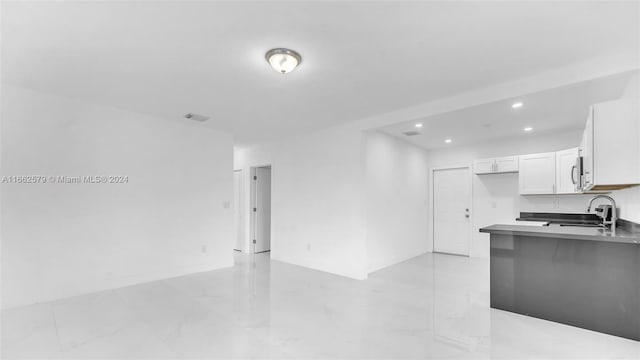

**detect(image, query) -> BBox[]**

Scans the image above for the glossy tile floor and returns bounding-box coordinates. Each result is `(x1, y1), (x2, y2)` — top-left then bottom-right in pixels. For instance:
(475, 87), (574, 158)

(2, 252), (639, 359)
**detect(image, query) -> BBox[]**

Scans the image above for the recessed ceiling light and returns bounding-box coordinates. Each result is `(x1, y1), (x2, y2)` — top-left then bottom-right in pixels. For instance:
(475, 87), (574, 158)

(415, 123), (423, 128)
(265, 48), (302, 74)
(444, 138), (452, 143)
(512, 102), (524, 109)
(524, 127), (533, 132)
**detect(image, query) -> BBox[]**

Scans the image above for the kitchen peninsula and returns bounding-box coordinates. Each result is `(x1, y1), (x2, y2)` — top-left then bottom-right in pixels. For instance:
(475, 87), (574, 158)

(480, 213), (640, 341)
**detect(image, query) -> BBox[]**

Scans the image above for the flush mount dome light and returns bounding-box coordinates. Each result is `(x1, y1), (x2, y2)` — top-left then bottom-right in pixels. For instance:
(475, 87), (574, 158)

(265, 48), (302, 74)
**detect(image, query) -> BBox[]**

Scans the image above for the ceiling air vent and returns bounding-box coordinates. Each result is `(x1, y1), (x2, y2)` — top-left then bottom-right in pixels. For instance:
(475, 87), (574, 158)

(184, 113), (210, 122)
(402, 131), (421, 136)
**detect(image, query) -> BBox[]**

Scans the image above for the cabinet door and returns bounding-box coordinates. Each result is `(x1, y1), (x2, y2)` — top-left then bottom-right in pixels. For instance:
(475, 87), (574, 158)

(581, 107), (594, 190)
(473, 159), (495, 174)
(555, 148), (580, 194)
(591, 98), (640, 187)
(494, 156), (519, 173)
(519, 152), (556, 195)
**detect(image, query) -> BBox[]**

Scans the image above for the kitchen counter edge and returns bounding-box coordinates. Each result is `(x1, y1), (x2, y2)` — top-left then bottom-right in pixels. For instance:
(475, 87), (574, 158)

(479, 224), (640, 245)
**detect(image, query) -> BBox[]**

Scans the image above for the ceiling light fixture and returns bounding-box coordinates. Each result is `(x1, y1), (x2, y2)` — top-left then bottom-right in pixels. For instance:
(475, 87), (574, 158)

(265, 48), (302, 74)
(524, 127), (533, 132)
(512, 102), (524, 109)
(445, 139), (452, 144)
(415, 123), (423, 128)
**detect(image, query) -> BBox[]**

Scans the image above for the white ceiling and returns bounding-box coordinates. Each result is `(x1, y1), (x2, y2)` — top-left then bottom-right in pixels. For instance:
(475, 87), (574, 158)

(378, 71), (638, 150)
(2, 1), (639, 145)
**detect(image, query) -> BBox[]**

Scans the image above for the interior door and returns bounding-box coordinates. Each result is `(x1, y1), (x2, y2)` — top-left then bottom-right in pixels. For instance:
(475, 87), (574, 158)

(233, 170), (244, 251)
(253, 167), (271, 253)
(433, 167), (471, 256)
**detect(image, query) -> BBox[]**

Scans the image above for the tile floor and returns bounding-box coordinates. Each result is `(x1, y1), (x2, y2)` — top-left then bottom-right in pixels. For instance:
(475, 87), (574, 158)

(2, 252), (639, 359)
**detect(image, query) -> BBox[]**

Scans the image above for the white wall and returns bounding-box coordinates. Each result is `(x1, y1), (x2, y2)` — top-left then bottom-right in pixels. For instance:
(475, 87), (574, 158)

(1, 85), (234, 309)
(234, 129), (432, 279)
(365, 131), (430, 273)
(270, 126), (368, 280)
(614, 187), (640, 223)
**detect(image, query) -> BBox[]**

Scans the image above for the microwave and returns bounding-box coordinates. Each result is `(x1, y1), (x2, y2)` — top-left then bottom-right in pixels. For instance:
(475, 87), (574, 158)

(572, 156), (584, 192)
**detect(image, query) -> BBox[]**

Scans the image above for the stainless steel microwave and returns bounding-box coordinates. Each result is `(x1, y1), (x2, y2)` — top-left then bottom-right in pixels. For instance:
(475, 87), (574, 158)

(572, 156), (583, 192)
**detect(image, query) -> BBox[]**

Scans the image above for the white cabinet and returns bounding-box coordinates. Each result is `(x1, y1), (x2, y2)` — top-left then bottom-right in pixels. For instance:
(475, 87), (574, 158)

(519, 152), (556, 195)
(495, 156), (519, 173)
(473, 156), (518, 175)
(580, 98), (640, 191)
(473, 159), (495, 174)
(555, 147), (580, 194)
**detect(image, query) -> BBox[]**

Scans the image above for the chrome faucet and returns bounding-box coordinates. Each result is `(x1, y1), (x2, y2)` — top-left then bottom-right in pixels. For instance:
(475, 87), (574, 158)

(586, 195), (617, 230)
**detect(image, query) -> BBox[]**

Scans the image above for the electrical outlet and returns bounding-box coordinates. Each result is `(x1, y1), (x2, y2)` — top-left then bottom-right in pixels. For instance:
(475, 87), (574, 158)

(223, 201), (231, 209)
(201, 245), (207, 253)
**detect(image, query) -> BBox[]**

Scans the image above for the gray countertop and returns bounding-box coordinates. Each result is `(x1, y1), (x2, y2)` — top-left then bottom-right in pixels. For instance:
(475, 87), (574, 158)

(479, 223), (640, 245)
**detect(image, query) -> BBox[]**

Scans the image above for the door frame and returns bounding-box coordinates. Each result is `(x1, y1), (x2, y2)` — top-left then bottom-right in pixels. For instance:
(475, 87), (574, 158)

(250, 164), (272, 254)
(233, 169), (244, 252)
(429, 165), (473, 257)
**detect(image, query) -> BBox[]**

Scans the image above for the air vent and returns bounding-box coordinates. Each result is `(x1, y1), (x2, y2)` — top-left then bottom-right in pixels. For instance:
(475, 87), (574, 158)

(402, 131), (421, 136)
(184, 113), (210, 122)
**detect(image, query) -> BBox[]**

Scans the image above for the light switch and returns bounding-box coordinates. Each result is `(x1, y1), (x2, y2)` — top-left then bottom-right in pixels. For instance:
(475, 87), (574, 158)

(223, 201), (231, 209)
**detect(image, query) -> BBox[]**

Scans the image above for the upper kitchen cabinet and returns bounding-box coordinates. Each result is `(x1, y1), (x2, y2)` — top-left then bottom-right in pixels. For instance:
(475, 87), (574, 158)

(495, 156), (519, 173)
(473, 156), (518, 175)
(580, 97), (640, 191)
(473, 158), (494, 174)
(519, 152), (556, 195)
(556, 147), (581, 194)
(518, 148), (582, 195)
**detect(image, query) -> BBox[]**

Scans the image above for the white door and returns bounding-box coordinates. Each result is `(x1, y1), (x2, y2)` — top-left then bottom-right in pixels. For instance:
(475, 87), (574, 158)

(233, 170), (244, 251)
(518, 152), (556, 194)
(433, 167), (471, 256)
(253, 167), (271, 253)
(556, 148), (580, 194)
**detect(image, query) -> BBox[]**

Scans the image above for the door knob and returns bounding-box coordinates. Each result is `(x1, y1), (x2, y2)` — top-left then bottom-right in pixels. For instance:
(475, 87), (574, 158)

(465, 214), (470, 218)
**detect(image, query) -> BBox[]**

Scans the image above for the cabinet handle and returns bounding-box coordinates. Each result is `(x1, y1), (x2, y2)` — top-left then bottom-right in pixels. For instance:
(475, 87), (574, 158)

(571, 165), (577, 184)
